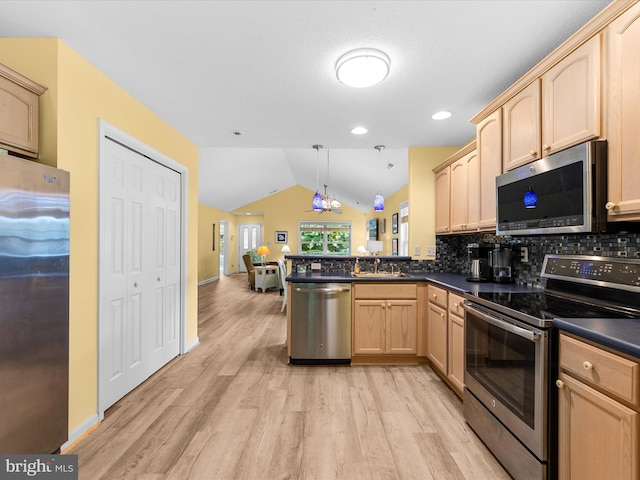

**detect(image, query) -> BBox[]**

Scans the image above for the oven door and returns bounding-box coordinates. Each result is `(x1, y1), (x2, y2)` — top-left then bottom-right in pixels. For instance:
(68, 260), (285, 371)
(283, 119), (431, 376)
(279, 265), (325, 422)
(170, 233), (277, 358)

(463, 301), (549, 461)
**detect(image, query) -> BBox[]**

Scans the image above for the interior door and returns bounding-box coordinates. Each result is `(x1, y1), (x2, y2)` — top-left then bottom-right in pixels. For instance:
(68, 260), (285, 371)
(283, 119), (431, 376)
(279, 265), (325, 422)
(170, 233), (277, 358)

(99, 137), (181, 412)
(238, 223), (261, 272)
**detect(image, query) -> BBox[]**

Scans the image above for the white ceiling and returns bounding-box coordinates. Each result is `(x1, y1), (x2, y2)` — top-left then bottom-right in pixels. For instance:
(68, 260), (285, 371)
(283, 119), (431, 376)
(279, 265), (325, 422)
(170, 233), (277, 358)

(0, 0), (611, 212)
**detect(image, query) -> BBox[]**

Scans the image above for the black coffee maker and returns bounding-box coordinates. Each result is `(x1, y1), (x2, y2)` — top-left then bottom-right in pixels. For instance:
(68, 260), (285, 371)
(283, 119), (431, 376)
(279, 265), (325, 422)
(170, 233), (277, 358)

(466, 243), (492, 282)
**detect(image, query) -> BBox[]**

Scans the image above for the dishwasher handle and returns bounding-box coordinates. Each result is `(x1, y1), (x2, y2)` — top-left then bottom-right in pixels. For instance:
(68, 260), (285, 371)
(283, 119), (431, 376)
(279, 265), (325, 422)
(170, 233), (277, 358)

(462, 301), (539, 341)
(293, 286), (351, 294)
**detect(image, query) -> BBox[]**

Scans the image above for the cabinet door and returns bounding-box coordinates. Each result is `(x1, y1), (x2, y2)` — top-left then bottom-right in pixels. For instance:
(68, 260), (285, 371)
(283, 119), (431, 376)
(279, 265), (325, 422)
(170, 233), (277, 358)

(542, 35), (601, 155)
(417, 284), (429, 356)
(427, 302), (447, 375)
(386, 299), (418, 355)
(450, 157), (469, 232)
(447, 313), (464, 395)
(606, 2), (640, 222)
(557, 372), (639, 480)
(477, 110), (501, 230)
(353, 300), (386, 355)
(0, 74), (40, 157)
(503, 80), (541, 171)
(434, 166), (451, 234)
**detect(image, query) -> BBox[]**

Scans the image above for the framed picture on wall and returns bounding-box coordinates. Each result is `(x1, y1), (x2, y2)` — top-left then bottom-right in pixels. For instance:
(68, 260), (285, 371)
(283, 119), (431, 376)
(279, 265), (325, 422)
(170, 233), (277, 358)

(392, 238), (398, 255)
(392, 213), (399, 234)
(275, 231), (288, 244)
(368, 218), (378, 240)
(380, 218), (386, 234)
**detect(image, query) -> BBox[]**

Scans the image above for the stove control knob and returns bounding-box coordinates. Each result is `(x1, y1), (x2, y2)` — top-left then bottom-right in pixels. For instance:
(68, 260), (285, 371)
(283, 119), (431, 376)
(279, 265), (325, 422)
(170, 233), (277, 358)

(555, 379), (565, 389)
(583, 361), (594, 371)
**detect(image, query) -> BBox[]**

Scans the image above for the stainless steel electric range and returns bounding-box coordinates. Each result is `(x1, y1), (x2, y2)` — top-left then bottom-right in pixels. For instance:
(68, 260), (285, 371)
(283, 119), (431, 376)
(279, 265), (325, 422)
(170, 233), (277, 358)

(462, 254), (640, 480)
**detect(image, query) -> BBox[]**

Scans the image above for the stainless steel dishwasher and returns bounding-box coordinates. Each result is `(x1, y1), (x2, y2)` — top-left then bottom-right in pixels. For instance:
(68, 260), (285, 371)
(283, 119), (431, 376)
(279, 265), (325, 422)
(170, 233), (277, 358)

(290, 283), (352, 364)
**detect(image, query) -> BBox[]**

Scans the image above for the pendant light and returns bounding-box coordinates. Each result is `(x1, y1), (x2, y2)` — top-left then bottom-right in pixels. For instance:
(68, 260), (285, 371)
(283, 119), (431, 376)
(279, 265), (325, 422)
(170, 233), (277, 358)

(373, 145), (385, 211)
(311, 144), (323, 211)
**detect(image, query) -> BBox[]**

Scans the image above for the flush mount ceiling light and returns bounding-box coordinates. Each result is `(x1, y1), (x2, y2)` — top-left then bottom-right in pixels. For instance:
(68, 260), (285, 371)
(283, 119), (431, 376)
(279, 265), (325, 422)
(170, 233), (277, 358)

(431, 111), (452, 120)
(336, 48), (390, 88)
(351, 126), (368, 135)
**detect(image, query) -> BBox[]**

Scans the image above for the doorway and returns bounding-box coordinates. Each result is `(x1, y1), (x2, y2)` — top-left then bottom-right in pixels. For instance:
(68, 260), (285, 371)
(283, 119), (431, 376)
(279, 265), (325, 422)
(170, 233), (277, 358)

(238, 223), (262, 272)
(219, 220), (228, 275)
(98, 121), (188, 418)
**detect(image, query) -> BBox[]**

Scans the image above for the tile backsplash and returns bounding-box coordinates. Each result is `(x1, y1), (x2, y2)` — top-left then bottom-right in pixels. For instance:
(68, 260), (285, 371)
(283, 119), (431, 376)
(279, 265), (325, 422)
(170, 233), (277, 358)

(289, 231), (640, 287)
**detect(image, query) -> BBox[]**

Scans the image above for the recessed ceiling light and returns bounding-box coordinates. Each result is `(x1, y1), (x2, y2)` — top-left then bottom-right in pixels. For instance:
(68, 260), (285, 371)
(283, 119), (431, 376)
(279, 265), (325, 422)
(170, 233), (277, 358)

(431, 111), (452, 120)
(232, 130), (243, 135)
(351, 126), (368, 135)
(336, 48), (390, 88)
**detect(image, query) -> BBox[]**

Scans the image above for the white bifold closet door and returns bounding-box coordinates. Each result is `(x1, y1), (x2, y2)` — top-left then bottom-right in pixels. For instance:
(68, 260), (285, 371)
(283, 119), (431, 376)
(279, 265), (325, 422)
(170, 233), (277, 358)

(100, 137), (181, 412)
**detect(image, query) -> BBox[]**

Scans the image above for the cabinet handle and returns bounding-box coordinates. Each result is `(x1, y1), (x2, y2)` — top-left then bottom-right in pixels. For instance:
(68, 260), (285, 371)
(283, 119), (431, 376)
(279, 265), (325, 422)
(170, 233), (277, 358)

(543, 144), (551, 152)
(433, 294), (437, 299)
(529, 150), (537, 157)
(381, 302), (386, 308)
(387, 302), (392, 308)
(440, 313), (444, 318)
(605, 202), (617, 211)
(583, 361), (593, 371)
(556, 379), (565, 389)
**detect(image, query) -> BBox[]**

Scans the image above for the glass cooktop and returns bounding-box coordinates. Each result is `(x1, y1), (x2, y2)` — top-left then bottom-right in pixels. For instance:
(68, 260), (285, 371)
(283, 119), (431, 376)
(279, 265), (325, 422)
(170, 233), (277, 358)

(473, 291), (639, 321)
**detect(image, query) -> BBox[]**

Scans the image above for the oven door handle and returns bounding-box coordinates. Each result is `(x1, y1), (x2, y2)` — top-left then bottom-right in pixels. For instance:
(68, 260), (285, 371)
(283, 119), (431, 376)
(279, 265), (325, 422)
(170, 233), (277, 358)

(462, 302), (539, 341)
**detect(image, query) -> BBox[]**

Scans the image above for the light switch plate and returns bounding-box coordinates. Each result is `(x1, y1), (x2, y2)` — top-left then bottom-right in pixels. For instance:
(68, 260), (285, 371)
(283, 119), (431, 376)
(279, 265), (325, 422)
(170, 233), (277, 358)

(426, 246), (436, 256)
(413, 245), (421, 256)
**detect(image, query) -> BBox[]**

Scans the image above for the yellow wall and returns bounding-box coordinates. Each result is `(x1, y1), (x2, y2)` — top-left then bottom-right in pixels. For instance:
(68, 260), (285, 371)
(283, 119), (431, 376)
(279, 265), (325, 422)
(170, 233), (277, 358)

(0, 39), (199, 437)
(408, 146), (460, 259)
(367, 184), (408, 255)
(198, 204), (239, 281)
(235, 185), (368, 260)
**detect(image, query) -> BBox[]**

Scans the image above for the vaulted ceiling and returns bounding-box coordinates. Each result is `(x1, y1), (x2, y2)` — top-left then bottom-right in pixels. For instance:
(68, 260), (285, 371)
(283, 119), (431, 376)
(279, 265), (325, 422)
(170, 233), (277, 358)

(0, 0), (611, 212)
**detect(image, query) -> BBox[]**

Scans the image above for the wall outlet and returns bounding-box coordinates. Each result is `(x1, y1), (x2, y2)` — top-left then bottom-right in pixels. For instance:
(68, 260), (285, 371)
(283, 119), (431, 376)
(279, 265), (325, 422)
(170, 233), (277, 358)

(520, 246), (529, 263)
(311, 262), (321, 270)
(426, 246), (436, 256)
(413, 245), (421, 256)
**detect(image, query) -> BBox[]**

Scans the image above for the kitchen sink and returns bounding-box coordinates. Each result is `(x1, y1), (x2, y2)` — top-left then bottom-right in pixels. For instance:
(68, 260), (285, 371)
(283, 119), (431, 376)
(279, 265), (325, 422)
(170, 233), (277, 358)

(350, 272), (412, 278)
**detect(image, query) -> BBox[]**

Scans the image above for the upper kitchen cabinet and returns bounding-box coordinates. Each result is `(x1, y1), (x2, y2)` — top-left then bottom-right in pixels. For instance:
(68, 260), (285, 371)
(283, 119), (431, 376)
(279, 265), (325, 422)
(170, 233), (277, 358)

(476, 111), (502, 229)
(0, 62), (46, 158)
(541, 35), (601, 156)
(434, 164), (451, 234)
(502, 80), (541, 171)
(450, 147), (479, 232)
(606, 2), (640, 222)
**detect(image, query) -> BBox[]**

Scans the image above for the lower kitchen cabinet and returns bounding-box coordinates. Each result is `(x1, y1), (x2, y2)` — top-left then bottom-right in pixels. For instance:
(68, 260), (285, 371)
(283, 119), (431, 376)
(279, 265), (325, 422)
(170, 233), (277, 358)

(352, 283), (418, 360)
(557, 333), (640, 480)
(426, 285), (465, 397)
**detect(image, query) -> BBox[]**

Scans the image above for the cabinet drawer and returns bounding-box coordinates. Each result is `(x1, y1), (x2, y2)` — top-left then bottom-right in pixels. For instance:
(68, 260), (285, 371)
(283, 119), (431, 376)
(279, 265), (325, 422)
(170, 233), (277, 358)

(448, 292), (465, 318)
(560, 334), (640, 407)
(427, 284), (448, 309)
(353, 283), (417, 300)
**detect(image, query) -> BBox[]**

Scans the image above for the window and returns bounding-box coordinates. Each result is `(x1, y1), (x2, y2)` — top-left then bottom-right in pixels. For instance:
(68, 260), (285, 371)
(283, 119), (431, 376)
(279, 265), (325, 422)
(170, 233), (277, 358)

(299, 221), (351, 255)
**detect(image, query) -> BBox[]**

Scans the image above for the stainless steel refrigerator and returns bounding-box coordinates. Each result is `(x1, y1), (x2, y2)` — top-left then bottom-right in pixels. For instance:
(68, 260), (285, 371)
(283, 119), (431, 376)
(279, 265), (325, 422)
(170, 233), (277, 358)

(0, 154), (69, 453)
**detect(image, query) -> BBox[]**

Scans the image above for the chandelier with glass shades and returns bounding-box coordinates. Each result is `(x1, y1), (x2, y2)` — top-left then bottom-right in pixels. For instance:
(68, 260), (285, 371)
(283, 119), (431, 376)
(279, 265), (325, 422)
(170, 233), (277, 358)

(309, 145), (343, 214)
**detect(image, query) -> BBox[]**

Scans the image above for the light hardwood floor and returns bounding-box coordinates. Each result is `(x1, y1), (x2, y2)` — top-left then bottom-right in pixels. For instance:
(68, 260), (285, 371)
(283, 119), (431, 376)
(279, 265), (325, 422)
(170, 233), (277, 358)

(70, 274), (510, 480)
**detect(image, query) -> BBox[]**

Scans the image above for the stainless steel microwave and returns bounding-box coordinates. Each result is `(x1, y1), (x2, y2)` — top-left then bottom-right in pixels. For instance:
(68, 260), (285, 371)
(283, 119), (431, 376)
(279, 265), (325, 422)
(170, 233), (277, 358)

(496, 140), (607, 236)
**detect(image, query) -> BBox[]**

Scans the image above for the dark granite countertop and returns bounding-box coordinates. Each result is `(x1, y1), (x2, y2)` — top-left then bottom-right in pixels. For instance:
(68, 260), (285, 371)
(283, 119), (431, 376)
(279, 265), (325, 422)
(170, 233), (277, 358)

(286, 271), (540, 295)
(553, 318), (640, 359)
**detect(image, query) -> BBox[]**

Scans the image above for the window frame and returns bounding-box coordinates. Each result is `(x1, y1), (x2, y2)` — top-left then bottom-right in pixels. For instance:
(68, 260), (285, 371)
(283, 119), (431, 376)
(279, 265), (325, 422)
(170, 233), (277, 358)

(298, 221), (352, 256)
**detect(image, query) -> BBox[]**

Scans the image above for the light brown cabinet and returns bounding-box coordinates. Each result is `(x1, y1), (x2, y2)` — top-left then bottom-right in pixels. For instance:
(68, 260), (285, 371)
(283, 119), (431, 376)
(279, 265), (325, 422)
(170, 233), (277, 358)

(450, 148), (480, 232)
(352, 283), (417, 357)
(0, 62), (46, 158)
(606, 2), (640, 222)
(542, 35), (601, 156)
(476, 110), (502, 229)
(434, 166), (451, 234)
(425, 285), (465, 397)
(447, 292), (465, 395)
(557, 334), (640, 480)
(502, 80), (541, 171)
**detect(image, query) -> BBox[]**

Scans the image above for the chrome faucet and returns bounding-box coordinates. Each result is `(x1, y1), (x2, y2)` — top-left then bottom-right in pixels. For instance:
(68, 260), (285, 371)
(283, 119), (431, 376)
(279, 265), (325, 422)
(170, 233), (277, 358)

(374, 257), (381, 273)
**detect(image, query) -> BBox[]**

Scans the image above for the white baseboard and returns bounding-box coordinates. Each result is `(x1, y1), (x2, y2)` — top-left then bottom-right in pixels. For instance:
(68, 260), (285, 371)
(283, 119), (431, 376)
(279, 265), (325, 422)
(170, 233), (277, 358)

(184, 337), (200, 353)
(61, 413), (100, 452)
(198, 276), (219, 286)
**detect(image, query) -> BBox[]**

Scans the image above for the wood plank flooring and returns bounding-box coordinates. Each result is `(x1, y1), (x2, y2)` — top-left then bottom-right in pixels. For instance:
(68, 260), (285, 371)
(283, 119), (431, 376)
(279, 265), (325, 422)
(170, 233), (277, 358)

(70, 274), (510, 479)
